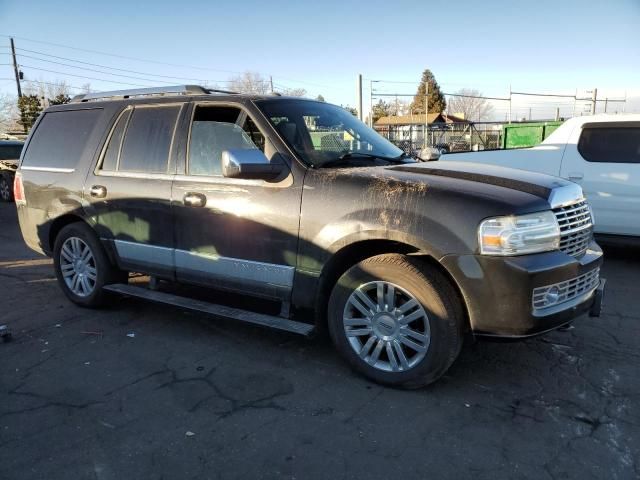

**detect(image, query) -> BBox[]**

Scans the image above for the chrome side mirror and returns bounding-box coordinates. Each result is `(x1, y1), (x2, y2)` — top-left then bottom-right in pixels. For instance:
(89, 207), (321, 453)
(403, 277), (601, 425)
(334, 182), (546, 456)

(221, 149), (286, 180)
(417, 147), (441, 161)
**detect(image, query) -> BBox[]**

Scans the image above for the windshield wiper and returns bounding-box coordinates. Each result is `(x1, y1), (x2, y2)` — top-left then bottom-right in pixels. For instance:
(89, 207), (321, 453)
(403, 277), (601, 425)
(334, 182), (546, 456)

(319, 152), (407, 168)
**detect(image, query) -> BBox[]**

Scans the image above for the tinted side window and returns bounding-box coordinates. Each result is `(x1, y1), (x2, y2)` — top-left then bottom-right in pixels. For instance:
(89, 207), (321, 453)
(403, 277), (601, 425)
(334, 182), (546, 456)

(0, 144), (23, 160)
(188, 106), (263, 176)
(119, 106), (180, 173)
(101, 109), (132, 171)
(578, 126), (640, 164)
(22, 109), (102, 169)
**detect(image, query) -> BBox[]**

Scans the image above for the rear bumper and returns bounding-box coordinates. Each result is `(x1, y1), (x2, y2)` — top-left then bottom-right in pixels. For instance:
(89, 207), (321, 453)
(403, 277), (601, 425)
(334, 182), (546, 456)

(441, 242), (604, 337)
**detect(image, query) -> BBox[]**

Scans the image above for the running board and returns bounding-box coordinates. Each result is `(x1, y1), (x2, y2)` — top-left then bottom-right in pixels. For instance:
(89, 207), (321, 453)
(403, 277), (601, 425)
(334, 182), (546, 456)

(103, 283), (315, 337)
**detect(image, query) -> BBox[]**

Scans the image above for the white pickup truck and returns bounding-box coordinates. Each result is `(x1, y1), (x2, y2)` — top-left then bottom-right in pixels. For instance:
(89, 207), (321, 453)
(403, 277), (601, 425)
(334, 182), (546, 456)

(441, 114), (640, 241)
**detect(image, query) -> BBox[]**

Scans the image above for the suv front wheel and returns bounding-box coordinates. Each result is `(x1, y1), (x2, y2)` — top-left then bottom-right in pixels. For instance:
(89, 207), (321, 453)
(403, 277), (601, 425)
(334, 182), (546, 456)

(53, 222), (125, 307)
(328, 254), (464, 388)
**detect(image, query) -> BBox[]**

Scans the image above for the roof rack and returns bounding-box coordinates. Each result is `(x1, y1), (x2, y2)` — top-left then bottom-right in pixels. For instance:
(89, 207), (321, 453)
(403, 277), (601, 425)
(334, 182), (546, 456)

(70, 85), (239, 103)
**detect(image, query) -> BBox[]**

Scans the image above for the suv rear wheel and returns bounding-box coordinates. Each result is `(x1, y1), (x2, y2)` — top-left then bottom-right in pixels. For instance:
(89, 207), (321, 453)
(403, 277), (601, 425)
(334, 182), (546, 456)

(328, 254), (464, 388)
(0, 174), (13, 202)
(53, 222), (125, 307)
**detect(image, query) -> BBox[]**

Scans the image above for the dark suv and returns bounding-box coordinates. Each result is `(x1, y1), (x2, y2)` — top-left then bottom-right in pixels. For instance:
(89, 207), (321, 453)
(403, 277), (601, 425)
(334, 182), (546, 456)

(15, 86), (604, 388)
(0, 140), (24, 202)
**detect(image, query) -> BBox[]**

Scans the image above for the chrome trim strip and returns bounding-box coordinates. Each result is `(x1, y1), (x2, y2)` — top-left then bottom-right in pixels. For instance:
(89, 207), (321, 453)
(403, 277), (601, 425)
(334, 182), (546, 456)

(97, 171), (175, 181)
(548, 183), (585, 209)
(20, 166), (75, 173)
(113, 240), (173, 266)
(175, 250), (294, 288)
(111, 240), (295, 289)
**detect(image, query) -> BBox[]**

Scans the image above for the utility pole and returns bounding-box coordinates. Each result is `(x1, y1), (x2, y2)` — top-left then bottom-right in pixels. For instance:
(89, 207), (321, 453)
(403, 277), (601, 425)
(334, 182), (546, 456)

(368, 79), (380, 128)
(528, 107), (531, 121)
(508, 85), (512, 124)
(590, 88), (597, 115)
(555, 107), (560, 121)
(10, 37), (22, 98)
(356, 74), (363, 121)
(424, 81), (429, 147)
(269, 76), (274, 94)
(604, 98), (608, 113)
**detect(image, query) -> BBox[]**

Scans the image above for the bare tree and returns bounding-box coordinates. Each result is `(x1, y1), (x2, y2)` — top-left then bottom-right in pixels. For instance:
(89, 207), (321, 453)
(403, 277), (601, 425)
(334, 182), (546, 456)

(0, 93), (20, 135)
(280, 86), (306, 97)
(228, 71), (306, 97)
(389, 98), (411, 116)
(447, 89), (494, 121)
(228, 71), (271, 95)
(23, 79), (71, 102)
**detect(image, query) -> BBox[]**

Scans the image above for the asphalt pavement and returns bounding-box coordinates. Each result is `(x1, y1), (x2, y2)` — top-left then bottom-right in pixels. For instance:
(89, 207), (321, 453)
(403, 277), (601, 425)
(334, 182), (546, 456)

(0, 202), (638, 480)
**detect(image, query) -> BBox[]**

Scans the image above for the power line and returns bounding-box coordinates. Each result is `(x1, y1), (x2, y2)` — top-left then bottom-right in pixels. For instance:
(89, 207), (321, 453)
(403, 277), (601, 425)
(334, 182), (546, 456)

(0, 77), (88, 91)
(15, 54), (184, 84)
(2, 35), (342, 91)
(14, 48), (228, 83)
(19, 65), (154, 87)
(0, 34), (243, 74)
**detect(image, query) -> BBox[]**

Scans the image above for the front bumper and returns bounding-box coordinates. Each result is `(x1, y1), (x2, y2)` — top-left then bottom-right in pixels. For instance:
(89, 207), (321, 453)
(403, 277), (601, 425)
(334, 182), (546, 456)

(441, 241), (604, 338)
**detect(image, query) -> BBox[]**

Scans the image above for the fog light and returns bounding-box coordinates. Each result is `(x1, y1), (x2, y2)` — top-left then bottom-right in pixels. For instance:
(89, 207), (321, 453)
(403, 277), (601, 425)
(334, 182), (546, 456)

(544, 286), (560, 306)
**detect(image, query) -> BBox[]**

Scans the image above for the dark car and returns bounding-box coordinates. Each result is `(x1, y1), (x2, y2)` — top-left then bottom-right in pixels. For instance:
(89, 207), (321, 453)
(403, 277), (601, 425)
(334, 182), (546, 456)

(0, 140), (24, 202)
(15, 85), (604, 388)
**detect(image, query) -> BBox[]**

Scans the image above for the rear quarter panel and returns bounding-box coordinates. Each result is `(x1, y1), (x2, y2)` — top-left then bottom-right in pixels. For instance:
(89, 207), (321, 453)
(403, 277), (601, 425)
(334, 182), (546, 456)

(17, 104), (122, 255)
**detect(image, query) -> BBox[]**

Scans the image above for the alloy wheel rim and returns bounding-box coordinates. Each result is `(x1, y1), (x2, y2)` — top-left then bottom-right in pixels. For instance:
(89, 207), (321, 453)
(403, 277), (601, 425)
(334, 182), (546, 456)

(60, 237), (97, 297)
(343, 281), (430, 372)
(0, 179), (9, 200)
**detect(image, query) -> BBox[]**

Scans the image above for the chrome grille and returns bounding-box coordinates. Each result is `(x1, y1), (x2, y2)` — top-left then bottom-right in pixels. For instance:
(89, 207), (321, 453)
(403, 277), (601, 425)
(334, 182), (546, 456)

(532, 268), (600, 313)
(553, 200), (593, 258)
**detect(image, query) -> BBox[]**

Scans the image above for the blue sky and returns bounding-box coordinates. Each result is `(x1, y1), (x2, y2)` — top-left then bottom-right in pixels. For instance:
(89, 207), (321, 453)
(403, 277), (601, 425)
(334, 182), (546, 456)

(1, 0), (639, 118)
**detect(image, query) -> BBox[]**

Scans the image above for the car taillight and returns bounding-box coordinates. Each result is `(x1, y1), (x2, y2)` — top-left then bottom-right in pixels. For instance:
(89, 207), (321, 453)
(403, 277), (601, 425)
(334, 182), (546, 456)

(13, 172), (25, 204)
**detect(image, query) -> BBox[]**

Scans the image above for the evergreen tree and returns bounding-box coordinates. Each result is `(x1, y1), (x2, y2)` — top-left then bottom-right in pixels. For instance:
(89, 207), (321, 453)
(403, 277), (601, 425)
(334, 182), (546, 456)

(410, 69), (446, 114)
(17, 95), (42, 133)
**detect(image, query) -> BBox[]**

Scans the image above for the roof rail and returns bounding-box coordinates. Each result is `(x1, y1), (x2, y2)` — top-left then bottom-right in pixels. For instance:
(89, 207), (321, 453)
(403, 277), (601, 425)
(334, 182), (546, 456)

(70, 85), (239, 103)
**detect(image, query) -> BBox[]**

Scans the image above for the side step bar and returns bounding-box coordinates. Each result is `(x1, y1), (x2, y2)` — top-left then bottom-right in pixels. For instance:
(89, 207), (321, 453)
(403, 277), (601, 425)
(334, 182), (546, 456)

(103, 284), (315, 337)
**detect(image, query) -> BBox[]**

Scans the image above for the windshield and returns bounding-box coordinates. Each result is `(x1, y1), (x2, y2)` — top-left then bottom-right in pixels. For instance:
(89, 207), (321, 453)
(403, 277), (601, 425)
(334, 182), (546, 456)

(256, 99), (407, 168)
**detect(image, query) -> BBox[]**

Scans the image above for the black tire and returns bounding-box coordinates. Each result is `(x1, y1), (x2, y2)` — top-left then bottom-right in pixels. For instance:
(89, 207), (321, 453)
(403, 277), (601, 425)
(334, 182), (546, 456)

(328, 254), (464, 388)
(0, 174), (13, 202)
(53, 222), (126, 308)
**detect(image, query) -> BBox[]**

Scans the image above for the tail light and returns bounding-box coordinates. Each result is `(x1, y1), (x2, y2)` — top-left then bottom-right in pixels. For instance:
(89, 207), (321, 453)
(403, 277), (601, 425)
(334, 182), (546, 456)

(13, 172), (25, 205)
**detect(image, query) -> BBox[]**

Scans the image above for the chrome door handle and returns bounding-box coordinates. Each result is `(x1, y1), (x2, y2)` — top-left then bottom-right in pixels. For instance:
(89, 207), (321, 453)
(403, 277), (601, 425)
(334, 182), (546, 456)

(567, 172), (584, 181)
(90, 185), (107, 198)
(183, 192), (207, 207)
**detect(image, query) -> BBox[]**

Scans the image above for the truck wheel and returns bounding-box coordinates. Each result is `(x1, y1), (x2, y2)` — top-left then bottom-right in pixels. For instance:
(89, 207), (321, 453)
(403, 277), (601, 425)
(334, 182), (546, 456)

(328, 254), (464, 388)
(53, 222), (124, 308)
(0, 174), (13, 202)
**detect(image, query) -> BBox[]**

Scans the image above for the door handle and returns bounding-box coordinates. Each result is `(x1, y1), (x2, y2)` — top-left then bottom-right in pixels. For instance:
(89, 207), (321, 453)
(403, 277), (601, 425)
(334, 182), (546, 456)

(567, 172), (584, 181)
(90, 185), (107, 198)
(183, 192), (207, 208)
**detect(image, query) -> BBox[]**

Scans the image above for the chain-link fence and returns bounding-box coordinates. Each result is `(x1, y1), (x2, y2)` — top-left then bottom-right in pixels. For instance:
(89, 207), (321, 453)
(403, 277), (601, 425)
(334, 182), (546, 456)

(376, 122), (503, 156)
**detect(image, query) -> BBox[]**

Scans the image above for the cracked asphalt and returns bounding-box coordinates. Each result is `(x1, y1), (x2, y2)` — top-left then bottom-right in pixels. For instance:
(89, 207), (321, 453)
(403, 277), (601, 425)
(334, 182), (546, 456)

(0, 202), (638, 480)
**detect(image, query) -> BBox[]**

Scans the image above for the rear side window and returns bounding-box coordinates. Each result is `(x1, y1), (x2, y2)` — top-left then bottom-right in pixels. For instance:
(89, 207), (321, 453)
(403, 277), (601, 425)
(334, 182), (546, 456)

(578, 125), (640, 164)
(101, 109), (132, 171)
(22, 109), (102, 169)
(118, 106), (180, 173)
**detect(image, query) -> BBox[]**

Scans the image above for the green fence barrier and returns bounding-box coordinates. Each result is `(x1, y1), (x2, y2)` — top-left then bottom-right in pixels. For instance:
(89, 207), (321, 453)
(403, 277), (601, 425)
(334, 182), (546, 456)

(502, 121), (563, 149)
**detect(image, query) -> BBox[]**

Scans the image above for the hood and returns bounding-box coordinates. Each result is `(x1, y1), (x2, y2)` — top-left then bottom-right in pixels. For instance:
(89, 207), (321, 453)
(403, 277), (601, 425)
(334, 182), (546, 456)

(388, 161), (572, 201)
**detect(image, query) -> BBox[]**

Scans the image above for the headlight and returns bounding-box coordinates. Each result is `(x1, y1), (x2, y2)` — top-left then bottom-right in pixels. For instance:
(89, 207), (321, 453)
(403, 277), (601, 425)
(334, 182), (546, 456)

(478, 211), (560, 256)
